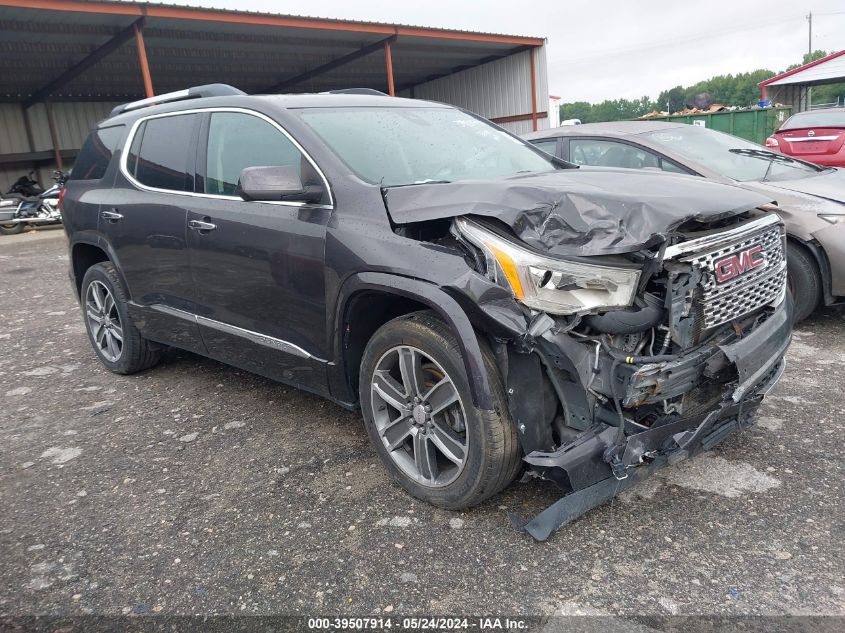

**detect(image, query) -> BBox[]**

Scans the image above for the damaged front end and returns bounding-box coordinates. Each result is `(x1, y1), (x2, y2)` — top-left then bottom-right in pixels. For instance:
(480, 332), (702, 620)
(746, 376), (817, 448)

(382, 170), (792, 540)
(450, 209), (791, 541)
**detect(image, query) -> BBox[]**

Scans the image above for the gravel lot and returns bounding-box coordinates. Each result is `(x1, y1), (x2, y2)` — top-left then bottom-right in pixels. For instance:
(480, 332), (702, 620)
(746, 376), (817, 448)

(1, 229), (843, 619)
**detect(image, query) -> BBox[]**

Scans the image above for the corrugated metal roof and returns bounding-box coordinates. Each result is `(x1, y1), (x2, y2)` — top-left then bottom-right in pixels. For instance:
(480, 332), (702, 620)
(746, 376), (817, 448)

(0, 0), (544, 101)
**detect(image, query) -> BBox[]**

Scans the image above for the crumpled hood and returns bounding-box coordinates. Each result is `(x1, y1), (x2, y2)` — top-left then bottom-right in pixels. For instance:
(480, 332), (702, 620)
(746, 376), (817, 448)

(383, 168), (773, 256)
(756, 168), (845, 205)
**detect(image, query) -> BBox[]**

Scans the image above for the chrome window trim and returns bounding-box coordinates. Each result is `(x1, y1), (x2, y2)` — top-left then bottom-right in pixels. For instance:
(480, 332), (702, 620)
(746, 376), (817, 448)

(119, 106), (334, 209)
(149, 304), (327, 363)
(786, 135), (839, 142)
(663, 214), (781, 259)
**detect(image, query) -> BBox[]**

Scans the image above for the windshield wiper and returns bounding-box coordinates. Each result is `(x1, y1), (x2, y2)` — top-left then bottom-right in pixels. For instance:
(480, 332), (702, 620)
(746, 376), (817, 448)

(728, 148), (797, 162)
(385, 179), (452, 189)
(728, 148), (816, 181)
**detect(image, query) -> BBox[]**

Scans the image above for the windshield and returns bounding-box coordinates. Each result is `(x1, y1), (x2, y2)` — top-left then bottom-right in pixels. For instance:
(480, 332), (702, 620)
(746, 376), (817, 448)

(782, 111), (845, 129)
(298, 107), (556, 186)
(643, 126), (821, 182)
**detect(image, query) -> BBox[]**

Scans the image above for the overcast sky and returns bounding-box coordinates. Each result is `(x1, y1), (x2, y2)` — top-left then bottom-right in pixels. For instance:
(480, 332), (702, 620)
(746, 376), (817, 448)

(163, 0), (845, 103)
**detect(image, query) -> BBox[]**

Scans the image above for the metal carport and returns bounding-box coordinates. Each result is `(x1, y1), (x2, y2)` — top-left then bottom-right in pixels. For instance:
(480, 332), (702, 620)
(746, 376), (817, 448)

(0, 0), (549, 190)
(759, 49), (845, 113)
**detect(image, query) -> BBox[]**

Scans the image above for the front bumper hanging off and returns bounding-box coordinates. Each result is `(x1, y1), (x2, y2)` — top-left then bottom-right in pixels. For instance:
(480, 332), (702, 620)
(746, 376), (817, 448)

(511, 298), (791, 542)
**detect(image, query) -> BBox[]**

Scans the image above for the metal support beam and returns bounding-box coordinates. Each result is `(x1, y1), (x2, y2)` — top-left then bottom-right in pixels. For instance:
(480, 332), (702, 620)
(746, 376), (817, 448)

(44, 101), (63, 171)
(134, 21), (154, 98)
(529, 47), (538, 131)
(385, 40), (395, 96)
(23, 17), (144, 107)
(0, 149), (78, 166)
(264, 35), (396, 93)
(490, 111), (548, 125)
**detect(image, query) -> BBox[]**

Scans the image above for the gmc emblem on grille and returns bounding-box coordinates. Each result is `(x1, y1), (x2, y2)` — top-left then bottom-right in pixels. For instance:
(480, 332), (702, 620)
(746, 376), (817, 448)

(714, 245), (766, 283)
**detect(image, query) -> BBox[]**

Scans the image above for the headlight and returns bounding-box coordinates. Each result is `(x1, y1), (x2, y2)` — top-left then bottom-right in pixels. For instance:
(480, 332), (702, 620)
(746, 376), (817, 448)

(455, 217), (641, 315)
(818, 214), (845, 225)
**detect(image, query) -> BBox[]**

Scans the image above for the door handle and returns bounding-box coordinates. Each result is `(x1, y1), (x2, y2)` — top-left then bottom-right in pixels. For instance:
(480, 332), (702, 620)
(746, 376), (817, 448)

(189, 219), (217, 232)
(101, 209), (123, 222)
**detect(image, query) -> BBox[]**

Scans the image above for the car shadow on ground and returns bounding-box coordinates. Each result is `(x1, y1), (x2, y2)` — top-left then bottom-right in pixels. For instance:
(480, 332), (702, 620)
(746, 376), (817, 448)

(148, 347), (567, 521)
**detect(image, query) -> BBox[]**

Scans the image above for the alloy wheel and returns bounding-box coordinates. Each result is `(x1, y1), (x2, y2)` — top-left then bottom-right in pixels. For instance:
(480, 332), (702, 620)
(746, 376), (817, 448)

(85, 280), (123, 362)
(370, 345), (468, 488)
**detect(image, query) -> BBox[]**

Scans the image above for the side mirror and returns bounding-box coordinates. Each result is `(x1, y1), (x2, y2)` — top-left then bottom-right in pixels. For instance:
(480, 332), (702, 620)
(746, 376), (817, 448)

(236, 166), (323, 203)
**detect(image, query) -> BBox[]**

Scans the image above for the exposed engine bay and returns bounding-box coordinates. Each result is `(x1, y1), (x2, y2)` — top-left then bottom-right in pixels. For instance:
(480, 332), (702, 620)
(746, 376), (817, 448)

(384, 170), (792, 540)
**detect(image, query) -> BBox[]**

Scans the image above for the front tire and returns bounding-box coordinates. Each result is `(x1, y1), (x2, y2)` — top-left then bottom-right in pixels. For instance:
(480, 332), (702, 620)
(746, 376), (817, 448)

(786, 243), (821, 323)
(359, 311), (521, 509)
(81, 262), (161, 374)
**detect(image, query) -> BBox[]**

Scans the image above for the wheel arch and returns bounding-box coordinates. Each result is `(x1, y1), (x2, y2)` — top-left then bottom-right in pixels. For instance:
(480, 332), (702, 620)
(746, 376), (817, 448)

(787, 235), (834, 306)
(69, 237), (129, 301)
(70, 240), (110, 300)
(329, 272), (494, 411)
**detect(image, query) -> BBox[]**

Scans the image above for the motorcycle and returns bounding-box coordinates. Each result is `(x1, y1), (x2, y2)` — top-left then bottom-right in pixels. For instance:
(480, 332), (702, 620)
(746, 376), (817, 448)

(0, 170), (67, 236)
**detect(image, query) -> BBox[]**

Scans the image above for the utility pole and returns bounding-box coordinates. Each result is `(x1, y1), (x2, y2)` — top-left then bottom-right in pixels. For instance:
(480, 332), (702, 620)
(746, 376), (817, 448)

(806, 12), (813, 109)
(806, 11), (812, 56)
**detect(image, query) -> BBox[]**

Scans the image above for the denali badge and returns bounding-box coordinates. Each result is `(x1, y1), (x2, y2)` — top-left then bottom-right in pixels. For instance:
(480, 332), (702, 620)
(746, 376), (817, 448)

(714, 245), (766, 283)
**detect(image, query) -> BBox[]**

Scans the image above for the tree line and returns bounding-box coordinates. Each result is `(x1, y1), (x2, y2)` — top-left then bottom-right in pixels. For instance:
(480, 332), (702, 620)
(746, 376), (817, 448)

(560, 51), (845, 124)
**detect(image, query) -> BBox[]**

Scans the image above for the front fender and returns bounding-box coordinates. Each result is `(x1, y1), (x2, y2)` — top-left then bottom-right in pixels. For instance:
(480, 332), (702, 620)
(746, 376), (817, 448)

(330, 272), (494, 410)
(789, 235), (838, 304)
(808, 224), (845, 300)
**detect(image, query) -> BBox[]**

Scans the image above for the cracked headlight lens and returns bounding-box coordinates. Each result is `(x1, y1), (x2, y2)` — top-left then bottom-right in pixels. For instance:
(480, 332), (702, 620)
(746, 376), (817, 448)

(455, 217), (641, 315)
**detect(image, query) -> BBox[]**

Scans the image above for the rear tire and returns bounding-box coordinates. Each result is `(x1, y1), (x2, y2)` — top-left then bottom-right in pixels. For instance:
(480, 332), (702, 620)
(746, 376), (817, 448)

(81, 262), (161, 374)
(359, 311), (521, 510)
(786, 243), (821, 323)
(0, 222), (24, 235)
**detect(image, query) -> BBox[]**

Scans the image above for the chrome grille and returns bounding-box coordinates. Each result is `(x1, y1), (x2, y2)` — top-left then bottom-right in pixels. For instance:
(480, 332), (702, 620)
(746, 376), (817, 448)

(669, 216), (787, 329)
(702, 268), (787, 327)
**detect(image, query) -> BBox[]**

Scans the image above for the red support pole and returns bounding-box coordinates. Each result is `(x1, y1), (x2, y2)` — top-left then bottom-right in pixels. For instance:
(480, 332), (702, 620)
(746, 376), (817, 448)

(385, 40), (395, 96)
(529, 47), (538, 131)
(134, 21), (154, 97)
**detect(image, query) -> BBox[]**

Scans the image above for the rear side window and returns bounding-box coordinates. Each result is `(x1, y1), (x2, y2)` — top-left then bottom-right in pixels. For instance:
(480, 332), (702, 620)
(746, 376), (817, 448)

(126, 114), (197, 192)
(570, 139), (660, 170)
(782, 111), (845, 129)
(204, 112), (303, 196)
(660, 160), (688, 174)
(531, 139), (558, 156)
(71, 126), (123, 180)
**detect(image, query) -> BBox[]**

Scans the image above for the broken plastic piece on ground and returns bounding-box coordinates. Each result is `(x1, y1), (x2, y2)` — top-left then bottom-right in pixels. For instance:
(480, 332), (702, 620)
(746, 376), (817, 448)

(511, 395), (768, 541)
(510, 457), (667, 541)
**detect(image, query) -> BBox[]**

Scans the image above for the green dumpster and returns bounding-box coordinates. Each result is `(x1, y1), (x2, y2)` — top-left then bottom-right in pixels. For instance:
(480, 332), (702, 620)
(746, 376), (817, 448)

(638, 107), (792, 145)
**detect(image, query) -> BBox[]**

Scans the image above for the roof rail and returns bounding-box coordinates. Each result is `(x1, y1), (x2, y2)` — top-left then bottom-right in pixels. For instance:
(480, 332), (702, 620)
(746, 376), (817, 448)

(110, 84), (246, 118)
(324, 88), (389, 96)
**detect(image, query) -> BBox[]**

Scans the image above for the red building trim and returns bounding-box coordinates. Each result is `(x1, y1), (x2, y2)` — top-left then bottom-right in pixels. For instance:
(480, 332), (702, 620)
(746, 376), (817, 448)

(758, 49), (845, 87)
(0, 0), (545, 46)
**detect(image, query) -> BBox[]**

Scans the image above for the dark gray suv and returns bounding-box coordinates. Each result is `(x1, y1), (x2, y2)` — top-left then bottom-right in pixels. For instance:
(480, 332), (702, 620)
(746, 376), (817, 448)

(63, 85), (792, 540)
